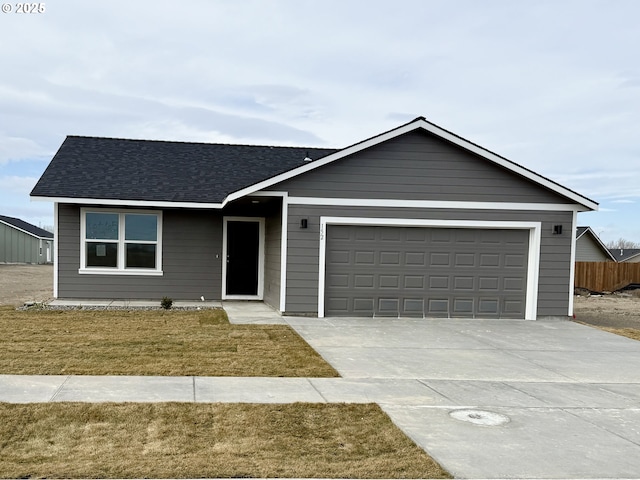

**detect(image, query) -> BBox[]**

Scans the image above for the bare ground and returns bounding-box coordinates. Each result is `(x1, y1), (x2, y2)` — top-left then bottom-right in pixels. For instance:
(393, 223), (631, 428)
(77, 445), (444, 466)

(573, 292), (640, 329)
(0, 264), (53, 307)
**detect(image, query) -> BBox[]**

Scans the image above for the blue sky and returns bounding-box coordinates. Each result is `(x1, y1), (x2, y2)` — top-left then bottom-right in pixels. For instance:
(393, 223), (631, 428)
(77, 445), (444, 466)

(1, 0), (639, 243)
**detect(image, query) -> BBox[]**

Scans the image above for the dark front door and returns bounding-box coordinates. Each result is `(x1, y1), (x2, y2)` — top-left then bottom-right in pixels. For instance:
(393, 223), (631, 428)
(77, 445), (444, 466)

(226, 220), (260, 296)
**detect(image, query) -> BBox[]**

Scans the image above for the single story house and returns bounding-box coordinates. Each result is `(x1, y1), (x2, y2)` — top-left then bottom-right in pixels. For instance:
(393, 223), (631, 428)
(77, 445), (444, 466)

(575, 227), (616, 262)
(0, 215), (53, 264)
(31, 117), (597, 319)
(609, 248), (640, 263)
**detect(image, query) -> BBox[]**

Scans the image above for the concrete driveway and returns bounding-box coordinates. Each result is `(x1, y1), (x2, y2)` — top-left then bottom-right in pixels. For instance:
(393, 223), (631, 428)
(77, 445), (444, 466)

(286, 316), (640, 479)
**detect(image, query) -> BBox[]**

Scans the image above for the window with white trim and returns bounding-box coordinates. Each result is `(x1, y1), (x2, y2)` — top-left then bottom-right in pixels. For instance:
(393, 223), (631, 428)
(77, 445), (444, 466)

(80, 209), (162, 275)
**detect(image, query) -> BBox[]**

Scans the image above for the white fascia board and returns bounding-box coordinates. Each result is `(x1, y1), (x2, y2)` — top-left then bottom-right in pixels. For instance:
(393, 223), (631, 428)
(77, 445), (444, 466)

(288, 196), (585, 212)
(0, 219), (53, 240)
(227, 119), (598, 211)
(31, 196), (224, 209)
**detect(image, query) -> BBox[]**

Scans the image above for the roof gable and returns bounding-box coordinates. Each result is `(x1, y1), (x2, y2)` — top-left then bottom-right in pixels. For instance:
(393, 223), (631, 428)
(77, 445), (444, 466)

(0, 215), (53, 239)
(30, 117), (597, 211)
(263, 129), (576, 205)
(576, 226), (616, 261)
(233, 117), (597, 210)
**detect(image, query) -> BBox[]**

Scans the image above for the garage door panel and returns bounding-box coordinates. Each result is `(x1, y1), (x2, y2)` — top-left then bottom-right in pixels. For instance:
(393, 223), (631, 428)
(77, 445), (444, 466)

(454, 276), (474, 290)
(325, 225), (528, 318)
(478, 276), (499, 291)
(453, 298), (474, 315)
(328, 273), (349, 288)
(354, 251), (375, 265)
(354, 274), (374, 288)
(405, 252), (426, 266)
(403, 298), (424, 316)
(404, 275), (425, 289)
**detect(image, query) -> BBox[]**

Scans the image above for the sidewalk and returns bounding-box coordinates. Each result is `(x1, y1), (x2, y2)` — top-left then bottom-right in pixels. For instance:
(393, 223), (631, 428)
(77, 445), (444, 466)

(0, 375), (455, 405)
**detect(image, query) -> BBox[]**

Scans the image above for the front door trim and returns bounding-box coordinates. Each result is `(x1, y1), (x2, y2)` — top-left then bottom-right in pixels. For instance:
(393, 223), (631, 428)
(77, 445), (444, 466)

(222, 216), (265, 300)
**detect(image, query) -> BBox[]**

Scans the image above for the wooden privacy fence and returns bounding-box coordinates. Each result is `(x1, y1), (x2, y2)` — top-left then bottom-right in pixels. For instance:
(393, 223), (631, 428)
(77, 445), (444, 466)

(575, 262), (640, 292)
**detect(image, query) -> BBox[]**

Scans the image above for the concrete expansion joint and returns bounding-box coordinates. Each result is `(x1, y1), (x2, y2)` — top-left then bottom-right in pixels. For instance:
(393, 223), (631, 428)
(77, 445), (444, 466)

(49, 375), (70, 402)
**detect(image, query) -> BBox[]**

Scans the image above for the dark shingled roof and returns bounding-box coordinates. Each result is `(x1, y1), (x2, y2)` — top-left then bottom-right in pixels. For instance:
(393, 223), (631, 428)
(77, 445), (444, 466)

(0, 215), (53, 239)
(30, 136), (339, 204)
(609, 248), (640, 262)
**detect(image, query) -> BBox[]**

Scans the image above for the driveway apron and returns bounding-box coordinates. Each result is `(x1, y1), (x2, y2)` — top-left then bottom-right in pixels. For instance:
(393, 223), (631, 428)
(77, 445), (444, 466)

(287, 316), (640, 479)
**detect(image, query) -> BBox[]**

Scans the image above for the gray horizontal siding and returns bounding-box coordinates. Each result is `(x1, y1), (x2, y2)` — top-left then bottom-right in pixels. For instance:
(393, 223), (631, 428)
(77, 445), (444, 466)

(268, 130), (568, 204)
(57, 204), (222, 300)
(576, 235), (612, 262)
(283, 205), (573, 317)
(263, 211), (282, 310)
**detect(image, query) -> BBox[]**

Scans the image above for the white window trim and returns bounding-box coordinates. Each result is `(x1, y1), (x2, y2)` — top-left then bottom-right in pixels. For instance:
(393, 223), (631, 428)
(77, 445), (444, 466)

(318, 217), (541, 320)
(79, 208), (163, 276)
(221, 216), (265, 300)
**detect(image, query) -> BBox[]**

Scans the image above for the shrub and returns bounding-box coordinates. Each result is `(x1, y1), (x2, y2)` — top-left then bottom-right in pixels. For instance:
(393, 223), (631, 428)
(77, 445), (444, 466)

(160, 296), (173, 310)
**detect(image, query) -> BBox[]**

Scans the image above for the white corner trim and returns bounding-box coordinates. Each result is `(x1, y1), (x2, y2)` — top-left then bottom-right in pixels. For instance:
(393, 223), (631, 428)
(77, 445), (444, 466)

(288, 196), (586, 212)
(317, 217), (541, 320)
(221, 216), (265, 300)
(568, 211), (578, 317)
(53, 202), (59, 299)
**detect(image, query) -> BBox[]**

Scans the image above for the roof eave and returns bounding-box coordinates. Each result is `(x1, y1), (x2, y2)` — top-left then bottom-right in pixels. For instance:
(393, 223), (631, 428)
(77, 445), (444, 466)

(30, 195), (225, 210)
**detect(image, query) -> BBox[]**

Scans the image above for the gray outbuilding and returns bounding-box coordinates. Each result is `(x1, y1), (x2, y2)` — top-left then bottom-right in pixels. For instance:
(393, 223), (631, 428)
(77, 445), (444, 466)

(30, 117), (598, 319)
(0, 215), (53, 264)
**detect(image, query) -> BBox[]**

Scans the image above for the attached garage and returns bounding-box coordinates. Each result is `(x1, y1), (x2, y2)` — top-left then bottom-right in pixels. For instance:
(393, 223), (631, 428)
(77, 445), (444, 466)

(324, 224), (529, 318)
(318, 218), (540, 319)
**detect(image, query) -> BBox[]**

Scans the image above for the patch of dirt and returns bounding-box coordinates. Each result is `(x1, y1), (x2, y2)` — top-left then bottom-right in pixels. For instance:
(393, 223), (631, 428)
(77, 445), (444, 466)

(0, 264), (53, 307)
(573, 293), (640, 329)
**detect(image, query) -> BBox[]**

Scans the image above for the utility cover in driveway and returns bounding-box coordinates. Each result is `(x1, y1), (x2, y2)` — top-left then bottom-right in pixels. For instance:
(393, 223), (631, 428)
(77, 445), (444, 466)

(325, 225), (528, 318)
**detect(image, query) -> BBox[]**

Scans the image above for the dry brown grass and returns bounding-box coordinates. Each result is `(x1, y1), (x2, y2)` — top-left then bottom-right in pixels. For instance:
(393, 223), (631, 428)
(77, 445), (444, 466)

(600, 327), (640, 341)
(0, 306), (338, 377)
(0, 402), (451, 479)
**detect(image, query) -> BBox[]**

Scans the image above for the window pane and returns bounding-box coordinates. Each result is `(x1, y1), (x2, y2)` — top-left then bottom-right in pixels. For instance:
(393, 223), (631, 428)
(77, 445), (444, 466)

(126, 244), (156, 268)
(86, 213), (119, 240)
(86, 242), (118, 267)
(125, 214), (157, 241)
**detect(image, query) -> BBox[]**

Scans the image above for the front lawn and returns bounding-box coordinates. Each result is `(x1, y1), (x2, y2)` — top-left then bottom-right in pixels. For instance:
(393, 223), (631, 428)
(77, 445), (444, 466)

(0, 306), (338, 377)
(0, 402), (451, 479)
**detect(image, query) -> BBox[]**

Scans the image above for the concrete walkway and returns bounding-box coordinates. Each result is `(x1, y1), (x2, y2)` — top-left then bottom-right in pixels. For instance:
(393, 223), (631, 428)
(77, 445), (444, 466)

(3, 302), (640, 479)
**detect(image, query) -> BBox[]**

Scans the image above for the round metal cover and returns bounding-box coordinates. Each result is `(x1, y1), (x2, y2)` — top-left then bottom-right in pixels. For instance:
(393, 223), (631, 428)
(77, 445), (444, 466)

(449, 409), (510, 426)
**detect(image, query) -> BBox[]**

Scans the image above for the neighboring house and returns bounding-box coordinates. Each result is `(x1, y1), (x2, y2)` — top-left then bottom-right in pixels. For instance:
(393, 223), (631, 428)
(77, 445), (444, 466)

(0, 215), (53, 264)
(575, 227), (616, 262)
(30, 117), (598, 319)
(609, 248), (640, 263)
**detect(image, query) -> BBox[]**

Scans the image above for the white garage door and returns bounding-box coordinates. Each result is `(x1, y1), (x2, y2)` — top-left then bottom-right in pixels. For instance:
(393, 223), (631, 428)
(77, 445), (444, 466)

(325, 225), (529, 318)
